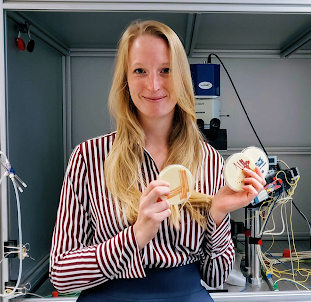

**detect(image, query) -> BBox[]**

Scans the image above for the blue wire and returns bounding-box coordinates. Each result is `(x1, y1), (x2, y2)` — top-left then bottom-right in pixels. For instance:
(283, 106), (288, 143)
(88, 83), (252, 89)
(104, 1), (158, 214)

(240, 277), (249, 292)
(261, 244), (299, 274)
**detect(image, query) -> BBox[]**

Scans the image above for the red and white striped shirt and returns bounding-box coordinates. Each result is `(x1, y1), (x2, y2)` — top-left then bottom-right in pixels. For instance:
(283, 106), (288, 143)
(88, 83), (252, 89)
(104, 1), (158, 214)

(49, 132), (235, 293)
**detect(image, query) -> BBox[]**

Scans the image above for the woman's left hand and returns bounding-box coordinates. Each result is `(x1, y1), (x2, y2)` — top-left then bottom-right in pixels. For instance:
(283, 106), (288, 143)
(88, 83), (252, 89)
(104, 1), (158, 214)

(209, 166), (266, 226)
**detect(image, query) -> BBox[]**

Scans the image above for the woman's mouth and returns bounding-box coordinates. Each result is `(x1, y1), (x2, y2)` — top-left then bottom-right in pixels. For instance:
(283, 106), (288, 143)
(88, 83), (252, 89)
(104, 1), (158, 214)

(143, 96), (166, 102)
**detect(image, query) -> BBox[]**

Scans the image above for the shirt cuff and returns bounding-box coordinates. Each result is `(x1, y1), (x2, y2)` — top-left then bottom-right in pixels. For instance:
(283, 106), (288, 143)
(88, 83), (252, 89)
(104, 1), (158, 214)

(205, 212), (231, 259)
(96, 225), (146, 280)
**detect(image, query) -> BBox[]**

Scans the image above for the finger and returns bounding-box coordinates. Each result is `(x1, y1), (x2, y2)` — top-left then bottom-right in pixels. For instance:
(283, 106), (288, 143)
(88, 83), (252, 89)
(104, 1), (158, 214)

(142, 186), (170, 206)
(242, 184), (259, 197)
(254, 166), (266, 185)
(142, 180), (170, 198)
(152, 198), (170, 211)
(243, 177), (264, 193)
(154, 208), (172, 221)
(243, 168), (265, 185)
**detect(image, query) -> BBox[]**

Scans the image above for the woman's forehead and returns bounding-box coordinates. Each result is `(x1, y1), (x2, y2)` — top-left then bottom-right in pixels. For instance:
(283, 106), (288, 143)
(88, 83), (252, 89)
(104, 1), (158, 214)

(128, 35), (170, 65)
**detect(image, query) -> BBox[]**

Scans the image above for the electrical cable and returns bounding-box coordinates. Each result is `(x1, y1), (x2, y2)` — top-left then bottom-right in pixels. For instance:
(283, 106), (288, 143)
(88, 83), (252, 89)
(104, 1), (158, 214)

(292, 200), (311, 231)
(277, 159), (290, 169)
(20, 292), (44, 298)
(257, 182), (294, 276)
(284, 201), (296, 283)
(259, 190), (283, 238)
(240, 277), (249, 292)
(264, 204), (286, 236)
(254, 162), (311, 288)
(274, 278), (310, 291)
(207, 53), (268, 156)
(262, 244), (299, 274)
(0, 180), (23, 298)
(0, 151), (24, 299)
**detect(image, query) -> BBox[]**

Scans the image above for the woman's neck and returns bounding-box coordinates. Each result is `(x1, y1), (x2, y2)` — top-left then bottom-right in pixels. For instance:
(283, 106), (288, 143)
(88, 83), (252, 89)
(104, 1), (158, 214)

(139, 116), (173, 171)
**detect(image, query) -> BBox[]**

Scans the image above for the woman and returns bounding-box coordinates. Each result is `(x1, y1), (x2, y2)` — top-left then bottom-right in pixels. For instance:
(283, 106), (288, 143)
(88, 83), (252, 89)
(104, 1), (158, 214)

(49, 20), (265, 301)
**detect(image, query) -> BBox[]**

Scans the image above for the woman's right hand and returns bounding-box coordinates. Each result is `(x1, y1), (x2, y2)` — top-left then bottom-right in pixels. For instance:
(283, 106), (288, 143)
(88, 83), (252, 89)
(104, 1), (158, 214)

(134, 180), (171, 250)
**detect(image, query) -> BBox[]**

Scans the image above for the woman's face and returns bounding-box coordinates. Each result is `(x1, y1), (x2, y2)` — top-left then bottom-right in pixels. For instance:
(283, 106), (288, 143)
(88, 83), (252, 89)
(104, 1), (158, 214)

(127, 34), (177, 124)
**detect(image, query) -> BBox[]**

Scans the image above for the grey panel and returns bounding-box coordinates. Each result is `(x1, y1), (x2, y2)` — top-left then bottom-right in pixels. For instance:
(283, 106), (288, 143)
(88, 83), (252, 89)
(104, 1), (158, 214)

(300, 39), (311, 50)
(195, 13), (311, 50)
(19, 11), (311, 53)
(71, 56), (115, 147)
(23, 11), (189, 48)
(6, 17), (63, 280)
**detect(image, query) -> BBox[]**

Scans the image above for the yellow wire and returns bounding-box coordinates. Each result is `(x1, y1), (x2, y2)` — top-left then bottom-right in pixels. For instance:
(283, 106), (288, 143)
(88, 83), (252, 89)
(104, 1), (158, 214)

(264, 235), (275, 255)
(259, 170), (311, 289)
(274, 278), (310, 290)
(290, 200), (302, 274)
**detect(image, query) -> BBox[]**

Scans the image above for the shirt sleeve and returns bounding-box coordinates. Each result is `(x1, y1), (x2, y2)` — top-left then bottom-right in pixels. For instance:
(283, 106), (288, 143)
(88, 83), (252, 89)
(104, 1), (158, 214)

(49, 145), (145, 293)
(198, 144), (235, 288)
(200, 212), (235, 288)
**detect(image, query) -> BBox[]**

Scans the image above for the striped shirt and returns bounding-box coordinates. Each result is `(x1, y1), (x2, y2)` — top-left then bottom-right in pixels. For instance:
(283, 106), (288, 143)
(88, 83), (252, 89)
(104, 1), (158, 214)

(49, 132), (235, 293)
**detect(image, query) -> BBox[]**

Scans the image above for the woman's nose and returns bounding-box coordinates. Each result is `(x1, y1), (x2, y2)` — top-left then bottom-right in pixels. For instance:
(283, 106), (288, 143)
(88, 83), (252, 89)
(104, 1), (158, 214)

(146, 73), (161, 91)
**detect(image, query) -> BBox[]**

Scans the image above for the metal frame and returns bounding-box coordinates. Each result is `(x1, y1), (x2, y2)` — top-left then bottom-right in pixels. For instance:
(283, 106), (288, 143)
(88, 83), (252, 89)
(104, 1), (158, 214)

(69, 49), (116, 57)
(188, 13), (201, 58)
(1, 1), (311, 300)
(65, 55), (72, 162)
(220, 146), (311, 156)
(2, 1), (311, 13)
(281, 25), (311, 58)
(12, 290), (311, 302)
(0, 6), (9, 302)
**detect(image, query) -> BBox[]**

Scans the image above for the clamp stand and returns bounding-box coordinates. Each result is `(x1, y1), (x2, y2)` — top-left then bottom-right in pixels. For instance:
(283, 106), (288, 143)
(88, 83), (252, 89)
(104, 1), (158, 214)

(245, 206), (262, 287)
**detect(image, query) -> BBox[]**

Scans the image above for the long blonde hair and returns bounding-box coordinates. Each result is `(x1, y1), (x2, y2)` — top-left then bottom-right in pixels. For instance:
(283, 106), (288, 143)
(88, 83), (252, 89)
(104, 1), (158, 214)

(105, 20), (212, 229)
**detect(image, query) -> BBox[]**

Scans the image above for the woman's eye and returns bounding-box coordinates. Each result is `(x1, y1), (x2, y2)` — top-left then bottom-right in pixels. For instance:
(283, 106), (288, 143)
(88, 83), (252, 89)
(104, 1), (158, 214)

(134, 68), (145, 74)
(161, 68), (170, 74)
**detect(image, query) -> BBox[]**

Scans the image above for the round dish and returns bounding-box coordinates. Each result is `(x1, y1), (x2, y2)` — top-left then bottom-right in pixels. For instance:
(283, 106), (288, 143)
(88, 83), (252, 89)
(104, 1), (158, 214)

(158, 165), (194, 205)
(242, 146), (269, 177)
(224, 153), (255, 192)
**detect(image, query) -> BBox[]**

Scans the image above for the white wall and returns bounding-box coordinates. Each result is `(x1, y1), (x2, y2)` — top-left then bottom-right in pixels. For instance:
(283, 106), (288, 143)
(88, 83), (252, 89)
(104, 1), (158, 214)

(189, 57), (311, 148)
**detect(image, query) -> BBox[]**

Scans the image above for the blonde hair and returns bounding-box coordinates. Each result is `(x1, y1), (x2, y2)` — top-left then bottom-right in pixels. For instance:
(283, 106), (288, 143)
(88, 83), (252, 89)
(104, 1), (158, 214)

(105, 20), (212, 229)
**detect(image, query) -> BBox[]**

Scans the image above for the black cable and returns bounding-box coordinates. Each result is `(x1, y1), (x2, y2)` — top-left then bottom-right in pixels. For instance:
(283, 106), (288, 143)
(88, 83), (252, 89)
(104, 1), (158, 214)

(291, 200), (311, 227)
(291, 200), (311, 248)
(207, 53), (268, 157)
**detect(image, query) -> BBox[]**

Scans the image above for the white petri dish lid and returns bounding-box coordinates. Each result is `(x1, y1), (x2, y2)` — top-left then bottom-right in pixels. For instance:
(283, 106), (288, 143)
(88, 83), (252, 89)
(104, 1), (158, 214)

(242, 146), (269, 177)
(224, 153), (255, 192)
(158, 165), (194, 205)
